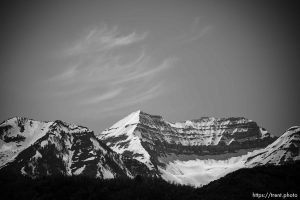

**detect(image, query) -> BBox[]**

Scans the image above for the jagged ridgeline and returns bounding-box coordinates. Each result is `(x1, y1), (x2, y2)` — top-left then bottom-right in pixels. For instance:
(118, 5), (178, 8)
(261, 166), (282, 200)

(0, 117), (154, 178)
(0, 111), (299, 187)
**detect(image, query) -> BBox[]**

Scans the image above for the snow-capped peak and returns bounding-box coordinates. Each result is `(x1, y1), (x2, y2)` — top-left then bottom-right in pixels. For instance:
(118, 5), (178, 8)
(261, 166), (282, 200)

(97, 110), (274, 172)
(109, 110), (141, 130)
(97, 110), (153, 169)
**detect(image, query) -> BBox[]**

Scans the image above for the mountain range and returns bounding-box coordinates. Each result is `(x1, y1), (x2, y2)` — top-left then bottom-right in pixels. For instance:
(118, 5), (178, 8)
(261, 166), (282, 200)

(0, 110), (299, 187)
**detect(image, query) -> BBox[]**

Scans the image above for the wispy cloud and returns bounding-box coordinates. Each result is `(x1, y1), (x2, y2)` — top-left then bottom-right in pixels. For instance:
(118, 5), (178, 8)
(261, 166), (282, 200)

(65, 26), (147, 56)
(112, 57), (177, 85)
(182, 25), (212, 43)
(186, 17), (213, 42)
(46, 25), (177, 116)
(100, 83), (163, 113)
(49, 64), (79, 82)
(165, 17), (213, 46)
(82, 87), (123, 105)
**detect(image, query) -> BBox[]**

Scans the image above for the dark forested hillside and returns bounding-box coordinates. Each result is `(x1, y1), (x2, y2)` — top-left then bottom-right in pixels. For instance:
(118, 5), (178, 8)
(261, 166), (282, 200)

(197, 161), (300, 200)
(1, 161), (299, 200)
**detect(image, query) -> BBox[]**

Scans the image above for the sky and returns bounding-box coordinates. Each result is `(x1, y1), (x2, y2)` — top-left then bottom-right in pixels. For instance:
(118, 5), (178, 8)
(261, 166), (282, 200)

(1, 0), (299, 136)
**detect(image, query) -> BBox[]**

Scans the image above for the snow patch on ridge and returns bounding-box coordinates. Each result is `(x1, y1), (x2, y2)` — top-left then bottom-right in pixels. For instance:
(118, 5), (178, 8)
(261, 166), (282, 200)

(101, 167), (115, 179)
(33, 151), (42, 160)
(74, 165), (86, 175)
(90, 138), (107, 154)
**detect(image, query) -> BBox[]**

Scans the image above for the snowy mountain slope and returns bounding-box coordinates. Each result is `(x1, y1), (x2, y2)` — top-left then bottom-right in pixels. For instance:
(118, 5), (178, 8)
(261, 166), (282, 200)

(159, 156), (246, 187)
(245, 126), (300, 166)
(0, 117), (53, 166)
(0, 118), (153, 178)
(159, 126), (300, 186)
(97, 110), (276, 170)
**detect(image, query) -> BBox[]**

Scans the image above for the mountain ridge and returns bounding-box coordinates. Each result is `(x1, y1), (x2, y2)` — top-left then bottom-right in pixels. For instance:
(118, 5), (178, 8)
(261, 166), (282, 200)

(0, 117), (154, 178)
(98, 110), (275, 166)
(0, 111), (299, 187)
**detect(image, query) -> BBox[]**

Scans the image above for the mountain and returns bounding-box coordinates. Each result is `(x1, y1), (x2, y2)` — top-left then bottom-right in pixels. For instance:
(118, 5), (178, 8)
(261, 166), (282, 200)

(160, 125), (299, 186)
(0, 117), (153, 178)
(0, 117), (53, 167)
(96, 110), (277, 186)
(0, 112), (299, 188)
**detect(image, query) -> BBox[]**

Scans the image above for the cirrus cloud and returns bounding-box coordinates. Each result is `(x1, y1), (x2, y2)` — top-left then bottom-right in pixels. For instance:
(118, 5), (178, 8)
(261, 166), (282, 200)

(65, 26), (147, 56)
(46, 25), (177, 117)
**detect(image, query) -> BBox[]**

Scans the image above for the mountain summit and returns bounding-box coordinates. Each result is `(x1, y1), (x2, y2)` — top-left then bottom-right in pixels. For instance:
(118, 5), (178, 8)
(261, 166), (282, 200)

(96, 110), (279, 186)
(97, 110), (275, 165)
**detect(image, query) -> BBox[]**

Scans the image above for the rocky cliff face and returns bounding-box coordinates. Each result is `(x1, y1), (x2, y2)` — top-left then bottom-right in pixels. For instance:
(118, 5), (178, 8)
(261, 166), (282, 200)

(97, 110), (276, 169)
(158, 126), (300, 187)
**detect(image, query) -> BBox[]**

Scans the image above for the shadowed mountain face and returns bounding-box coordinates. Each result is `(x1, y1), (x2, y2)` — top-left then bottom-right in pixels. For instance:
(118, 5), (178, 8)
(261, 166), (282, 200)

(0, 111), (299, 187)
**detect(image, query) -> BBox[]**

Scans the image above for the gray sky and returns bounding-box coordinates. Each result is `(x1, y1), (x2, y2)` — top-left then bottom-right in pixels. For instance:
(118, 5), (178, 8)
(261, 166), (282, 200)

(1, 0), (299, 136)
